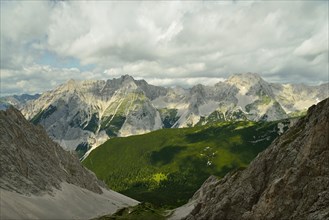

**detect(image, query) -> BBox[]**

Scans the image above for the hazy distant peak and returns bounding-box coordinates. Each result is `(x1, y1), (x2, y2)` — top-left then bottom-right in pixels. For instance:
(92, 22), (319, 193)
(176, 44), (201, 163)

(226, 72), (263, 84)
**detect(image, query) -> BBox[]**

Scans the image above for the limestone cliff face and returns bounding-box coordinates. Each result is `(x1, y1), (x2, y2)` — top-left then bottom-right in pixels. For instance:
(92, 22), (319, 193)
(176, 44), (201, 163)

(0, 106), (106, 195)
(173, 98), (329, 220)
(19, 74), (327, 153)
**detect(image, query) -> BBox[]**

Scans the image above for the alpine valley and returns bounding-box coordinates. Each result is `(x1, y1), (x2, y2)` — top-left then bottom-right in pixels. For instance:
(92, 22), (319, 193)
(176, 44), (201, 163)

(2, 1), (328, 219)
(3, 73), (327, 157)
(1, 73), (328, 219)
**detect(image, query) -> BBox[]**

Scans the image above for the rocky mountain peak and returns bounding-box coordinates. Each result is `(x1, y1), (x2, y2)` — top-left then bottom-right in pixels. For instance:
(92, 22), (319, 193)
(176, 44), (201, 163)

(226, 72), (263, 85)
(225, 72), (274, 97)
(190, 84), (205, 92)
(120, 75), (138, 90)
(64, 78), (78, 91)
(101, 75), (138, 93)
(67, 78), (76, 84)
(120, 74), (135, 82)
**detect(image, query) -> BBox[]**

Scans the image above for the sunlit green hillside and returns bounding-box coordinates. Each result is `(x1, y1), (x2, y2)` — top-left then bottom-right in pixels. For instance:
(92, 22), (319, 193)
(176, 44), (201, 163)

(83, 120), (289, 208)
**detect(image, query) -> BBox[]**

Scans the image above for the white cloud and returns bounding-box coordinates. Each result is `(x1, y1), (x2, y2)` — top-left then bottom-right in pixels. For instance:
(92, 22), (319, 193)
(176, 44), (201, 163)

(0, 1), (51, 69)
(294, 25), (328, 58)
(0, 1), (50, 42)
(142, 77), (225, 88)
(0, 0), (328, 95)
(0, 64), (98, 96)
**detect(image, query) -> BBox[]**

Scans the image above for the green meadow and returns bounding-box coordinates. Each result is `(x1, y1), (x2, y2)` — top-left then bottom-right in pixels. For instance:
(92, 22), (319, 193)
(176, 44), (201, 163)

(83, 120), (288, 208)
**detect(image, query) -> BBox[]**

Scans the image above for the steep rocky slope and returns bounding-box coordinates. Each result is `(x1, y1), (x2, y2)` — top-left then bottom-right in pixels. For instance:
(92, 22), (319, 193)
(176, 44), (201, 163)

(0, 107), (138, 219)
(20, 73), (328, 153)
(22, 76), (165, 152)
(171, 98), (329, 220)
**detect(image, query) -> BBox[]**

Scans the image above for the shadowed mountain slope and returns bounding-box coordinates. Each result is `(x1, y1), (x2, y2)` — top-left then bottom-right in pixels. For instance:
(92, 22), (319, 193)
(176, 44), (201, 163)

(0, 107), (138, 219)
(170, 98), (329, 220)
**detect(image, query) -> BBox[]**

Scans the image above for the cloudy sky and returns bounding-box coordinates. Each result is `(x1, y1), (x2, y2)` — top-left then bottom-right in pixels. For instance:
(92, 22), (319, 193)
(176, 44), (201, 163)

(1, 0), (328, 96)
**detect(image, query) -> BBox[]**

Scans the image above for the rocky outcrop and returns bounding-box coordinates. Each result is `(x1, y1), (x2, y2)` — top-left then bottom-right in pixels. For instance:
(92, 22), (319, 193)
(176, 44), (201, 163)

(171, 98), (329, 220)
(0, 106), (105, 195)
(0, 106), (138, 219)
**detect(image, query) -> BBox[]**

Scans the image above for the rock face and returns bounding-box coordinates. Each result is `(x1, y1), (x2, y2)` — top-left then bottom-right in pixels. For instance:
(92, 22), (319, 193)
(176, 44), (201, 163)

(20, 73), (328, 153)
(0, 106), (105, 195)
(21, 76), (165, 152)
(171, 98), (329, 220)
(0, 107), (138, 219)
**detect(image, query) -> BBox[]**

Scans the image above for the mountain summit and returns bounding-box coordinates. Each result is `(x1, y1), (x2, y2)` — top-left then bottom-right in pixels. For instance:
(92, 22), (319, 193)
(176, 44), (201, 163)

(170, 98), (329, 220)
(18, 73), (328, 154)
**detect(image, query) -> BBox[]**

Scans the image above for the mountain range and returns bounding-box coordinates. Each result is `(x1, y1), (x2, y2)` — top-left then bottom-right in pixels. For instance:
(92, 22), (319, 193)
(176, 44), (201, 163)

(0, 107), (138, 219)
(0, 93), (40, 110)
(2, 73), (328, 155)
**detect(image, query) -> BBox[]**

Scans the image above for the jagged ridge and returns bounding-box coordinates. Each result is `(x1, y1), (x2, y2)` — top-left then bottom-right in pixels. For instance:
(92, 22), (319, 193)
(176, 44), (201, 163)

(18, 73), (328, 154)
